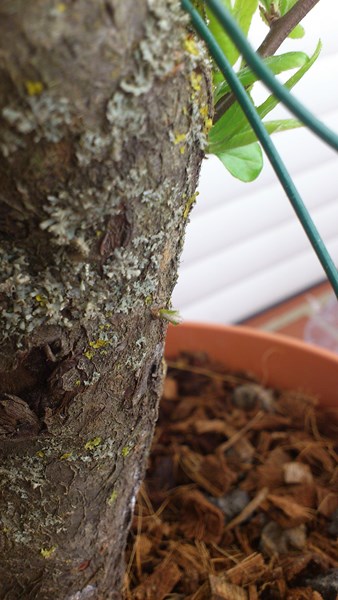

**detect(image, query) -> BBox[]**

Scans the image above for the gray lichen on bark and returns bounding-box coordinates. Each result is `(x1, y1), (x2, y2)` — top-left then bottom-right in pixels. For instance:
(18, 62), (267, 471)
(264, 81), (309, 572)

(0, 0), (209, 343)
(0, 0), (211, 598)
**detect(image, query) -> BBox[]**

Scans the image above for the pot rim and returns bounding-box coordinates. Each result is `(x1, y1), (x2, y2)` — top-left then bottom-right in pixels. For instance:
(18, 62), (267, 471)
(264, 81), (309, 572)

(168, 321), (338, 360)
(165, 322), (338, 408)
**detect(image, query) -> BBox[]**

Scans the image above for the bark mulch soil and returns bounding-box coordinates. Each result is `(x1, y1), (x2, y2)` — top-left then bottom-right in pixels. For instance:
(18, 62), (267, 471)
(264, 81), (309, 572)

(124, 352), (338, 600)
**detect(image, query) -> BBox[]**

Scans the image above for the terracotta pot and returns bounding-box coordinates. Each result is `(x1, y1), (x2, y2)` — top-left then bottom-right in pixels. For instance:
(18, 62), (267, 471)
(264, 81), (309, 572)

(165, 323), (338, 409)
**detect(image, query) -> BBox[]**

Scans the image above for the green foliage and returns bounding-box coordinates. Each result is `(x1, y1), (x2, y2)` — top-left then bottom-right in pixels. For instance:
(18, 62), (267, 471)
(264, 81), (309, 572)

(208, 40), (321, 160)
(214, 51), (308, 103)
(195, 1), (320, 181)
(206, 0), (258, 80)
(255, 41), (321, 120)
(158, 308), (182, 325)
(217, 142), (263, 181)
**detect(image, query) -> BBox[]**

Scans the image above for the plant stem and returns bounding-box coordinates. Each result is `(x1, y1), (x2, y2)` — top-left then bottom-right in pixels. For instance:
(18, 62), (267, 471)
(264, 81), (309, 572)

(257, 0), (321, 57)
(214, 0), (320, 122)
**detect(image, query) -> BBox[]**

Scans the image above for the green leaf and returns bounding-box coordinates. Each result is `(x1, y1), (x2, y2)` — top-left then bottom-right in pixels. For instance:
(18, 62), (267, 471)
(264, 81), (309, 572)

(216, 142), (263, 182)
(232, 0), (259, 52)
(214, 51), (309, 103)
(259, 0), (272, 11)
(210, 118), (302, 153)
(158, 308), (182, 326)
(288, 24), (305, 39)
(256, 40), (322, 122)
(206, 0), (230, 57)
(279, 0), (297, 16)
(210, 85), (260, 152)
(209, 41), (321, 156)
(209, 94), (250, 147)
(211, 40), (320, 147)
(227, 118), (302, 149)
(206, 2), (231, 84)
(207, 0), (258, 73)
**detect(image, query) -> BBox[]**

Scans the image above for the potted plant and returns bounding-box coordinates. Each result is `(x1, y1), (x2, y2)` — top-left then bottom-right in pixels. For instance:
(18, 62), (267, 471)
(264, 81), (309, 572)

(1, 1), (337, 598)
(124, 6), (338, 594)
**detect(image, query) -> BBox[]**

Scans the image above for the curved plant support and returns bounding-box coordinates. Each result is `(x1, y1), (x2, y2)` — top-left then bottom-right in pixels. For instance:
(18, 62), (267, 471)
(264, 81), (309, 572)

(182, 0), (338, 298)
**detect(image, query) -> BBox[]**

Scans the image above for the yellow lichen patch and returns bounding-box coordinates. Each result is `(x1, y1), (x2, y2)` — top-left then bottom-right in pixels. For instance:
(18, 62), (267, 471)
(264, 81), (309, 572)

(25, 81), (43, 96)
(40, 546), (57, 559)
(107, 490), (118, 506)
(56, 2), (66, 12)
(184, 37), (199, 56)
(36, 450), (45, 458)
(190, 72), (202, 92)
(75, 379), (81, 386)
(121, 446), (131, 458)
(84, 349), (94, 360)
(60, 452), (73, 460)
(84, 437), (102, 450)
(173, 132), (187, 145)
(204, 117), (213, 135)
(173, 132), (187, 156)
(89, 339), (109, 349)
(35, 294), (48, 307)
(200, 105), (209, 118)
(200, 105), (213, 134)
(183, 192), (199, 219)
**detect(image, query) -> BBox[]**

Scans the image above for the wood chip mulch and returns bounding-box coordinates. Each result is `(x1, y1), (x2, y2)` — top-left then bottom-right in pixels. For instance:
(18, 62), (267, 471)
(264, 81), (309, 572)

(124, 352), (338, 600)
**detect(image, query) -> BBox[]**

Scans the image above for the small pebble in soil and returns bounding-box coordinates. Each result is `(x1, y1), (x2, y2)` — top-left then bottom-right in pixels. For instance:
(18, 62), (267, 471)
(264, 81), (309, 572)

(231, 383), (275, 412)
(209, 489), (250, 522)
(283, 461), (313, 484)
(304, 570), (338, 600)
(67, 585), (96, 600)
(260, 521), (307, 555)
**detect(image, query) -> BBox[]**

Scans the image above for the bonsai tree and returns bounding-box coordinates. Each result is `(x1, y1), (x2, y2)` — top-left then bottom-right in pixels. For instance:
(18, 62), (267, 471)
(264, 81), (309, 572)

(0, 0), (324, 598)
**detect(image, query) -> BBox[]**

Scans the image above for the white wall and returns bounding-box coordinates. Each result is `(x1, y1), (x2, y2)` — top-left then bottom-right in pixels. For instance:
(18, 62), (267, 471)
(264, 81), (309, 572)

(173, 0), (338, 324)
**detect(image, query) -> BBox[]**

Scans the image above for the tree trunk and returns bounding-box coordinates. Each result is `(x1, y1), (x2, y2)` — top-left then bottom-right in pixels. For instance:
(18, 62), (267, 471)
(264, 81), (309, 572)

(0, 1), (210, 598)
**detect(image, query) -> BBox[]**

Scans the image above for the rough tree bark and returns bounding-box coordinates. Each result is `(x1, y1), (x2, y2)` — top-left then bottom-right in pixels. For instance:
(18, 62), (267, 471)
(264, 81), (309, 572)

(0, 1), (210, 598)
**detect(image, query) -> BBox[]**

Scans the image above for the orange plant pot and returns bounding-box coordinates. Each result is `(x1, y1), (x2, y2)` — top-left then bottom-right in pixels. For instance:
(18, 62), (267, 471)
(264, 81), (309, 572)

(165, 323), (338, 409)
